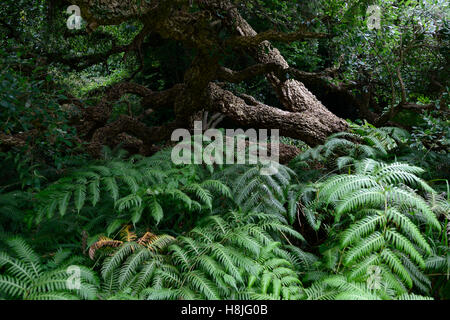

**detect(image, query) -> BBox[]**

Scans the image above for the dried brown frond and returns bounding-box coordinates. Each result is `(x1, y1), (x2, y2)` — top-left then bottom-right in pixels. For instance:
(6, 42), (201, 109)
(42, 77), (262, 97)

(89, 236), (123, 259)
(137, 231), (157, 246)
(120, 225), (137, 242)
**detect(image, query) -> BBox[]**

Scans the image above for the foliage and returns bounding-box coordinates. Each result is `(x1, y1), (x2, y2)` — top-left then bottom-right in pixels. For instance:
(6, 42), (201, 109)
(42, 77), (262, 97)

(0, 49), (84, 172)
(0, 0), (448, 301)
(0, 237), (99, 300)
(291, 122), (409, 174)
(91, 211), (305, 300)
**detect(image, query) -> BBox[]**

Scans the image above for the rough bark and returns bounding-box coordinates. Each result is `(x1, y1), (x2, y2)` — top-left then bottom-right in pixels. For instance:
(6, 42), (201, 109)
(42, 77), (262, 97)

(222, 4), (348, 138)
(206, 83), (342, 145)
(88, 115), (176, 157)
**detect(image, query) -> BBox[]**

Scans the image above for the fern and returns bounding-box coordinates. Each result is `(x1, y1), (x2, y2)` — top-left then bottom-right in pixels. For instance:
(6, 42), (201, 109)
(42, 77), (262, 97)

(0, 238), (99, 300)
(35, 152), (232, 230)
(291, 122), (409, 172)
(310, 159), (440, 294)
(91, 211), (304, 300)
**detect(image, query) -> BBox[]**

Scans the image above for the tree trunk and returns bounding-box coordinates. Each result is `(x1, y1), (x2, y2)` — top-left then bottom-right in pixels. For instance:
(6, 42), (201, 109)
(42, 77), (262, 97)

(222, 5), (348, 143)
(66, 1), (349, 151)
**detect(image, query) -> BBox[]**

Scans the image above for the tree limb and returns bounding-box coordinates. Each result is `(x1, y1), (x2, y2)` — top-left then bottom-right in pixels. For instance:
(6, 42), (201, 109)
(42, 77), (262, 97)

(226, 28), (330, 48)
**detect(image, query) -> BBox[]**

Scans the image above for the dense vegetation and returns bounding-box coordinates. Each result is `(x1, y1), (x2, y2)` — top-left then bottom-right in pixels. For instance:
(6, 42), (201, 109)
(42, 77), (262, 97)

(0, 0), (448, 300)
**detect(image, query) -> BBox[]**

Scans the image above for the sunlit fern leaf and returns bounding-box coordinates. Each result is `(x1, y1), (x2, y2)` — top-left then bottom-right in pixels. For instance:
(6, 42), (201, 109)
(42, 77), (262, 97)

(384, 229), (425, 268)
(336, 187), (385, 217)
(118, 248), (154, 288)
(399, 253), (431, 294)
(340, 214), (387, 247)
(386, 188), (440, 231)
(187, 270), (221, 300)
(26, 292), (80, 300)
(0, 275), (27, 297)
(146, 234), (176, 252)
(303, 282), (338, 300)
(380, 248), (413, 288)
(0, 238), (98, 300)
(141, 287), (181, 300)
(320, 175), (379, 203)
(397, 293), (433, 300)
(347, 254), (380, 281)
(101, 242), (140, 279)
(386, 208), (432, 254)
(344, 232), (385, 266)
(133, 260), (159, 293)
(5, 237), (42, 278)
(321, 276), (382, 300)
